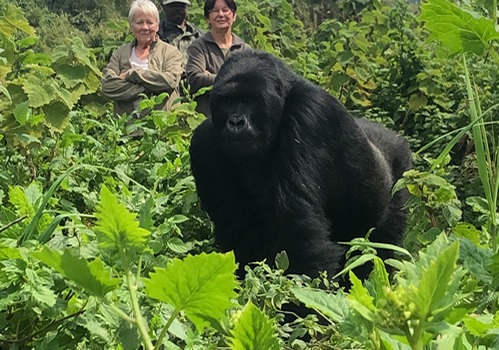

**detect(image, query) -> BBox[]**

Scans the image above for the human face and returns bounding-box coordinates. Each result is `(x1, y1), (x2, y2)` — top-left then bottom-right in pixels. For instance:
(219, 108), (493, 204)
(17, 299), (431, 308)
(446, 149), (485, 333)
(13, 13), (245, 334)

(207, 0), (236, 31)
(131, 12), (158, 44)
(163, 3), (188, 25)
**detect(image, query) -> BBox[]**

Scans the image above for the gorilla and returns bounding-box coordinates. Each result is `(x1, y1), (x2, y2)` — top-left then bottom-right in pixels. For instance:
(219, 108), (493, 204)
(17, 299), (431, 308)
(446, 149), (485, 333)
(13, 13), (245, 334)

(189, 50), (412, 280)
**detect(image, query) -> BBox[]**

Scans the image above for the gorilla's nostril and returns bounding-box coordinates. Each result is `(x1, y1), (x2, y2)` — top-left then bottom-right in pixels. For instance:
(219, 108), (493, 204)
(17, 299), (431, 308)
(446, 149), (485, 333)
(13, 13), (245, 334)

(227, 115), (248, 131)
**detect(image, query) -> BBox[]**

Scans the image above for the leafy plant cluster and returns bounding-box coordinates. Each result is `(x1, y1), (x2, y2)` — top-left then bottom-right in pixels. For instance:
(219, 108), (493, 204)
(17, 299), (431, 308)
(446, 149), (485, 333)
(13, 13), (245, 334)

(1, 0), (499, 349)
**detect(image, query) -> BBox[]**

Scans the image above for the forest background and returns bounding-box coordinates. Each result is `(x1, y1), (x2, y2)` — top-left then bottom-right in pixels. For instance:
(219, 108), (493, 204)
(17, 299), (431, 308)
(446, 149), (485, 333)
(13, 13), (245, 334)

(0, 0), (498, 349)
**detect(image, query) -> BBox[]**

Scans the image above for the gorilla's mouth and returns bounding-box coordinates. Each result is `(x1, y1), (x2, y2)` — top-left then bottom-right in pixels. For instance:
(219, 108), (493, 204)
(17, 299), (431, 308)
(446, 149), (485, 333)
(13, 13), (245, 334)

(221, 138), (262, 158)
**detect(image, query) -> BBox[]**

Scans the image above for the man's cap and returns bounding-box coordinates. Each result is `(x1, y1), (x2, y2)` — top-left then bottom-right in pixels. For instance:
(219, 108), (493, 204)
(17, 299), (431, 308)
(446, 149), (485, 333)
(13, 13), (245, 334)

(162, 0), (191, 5)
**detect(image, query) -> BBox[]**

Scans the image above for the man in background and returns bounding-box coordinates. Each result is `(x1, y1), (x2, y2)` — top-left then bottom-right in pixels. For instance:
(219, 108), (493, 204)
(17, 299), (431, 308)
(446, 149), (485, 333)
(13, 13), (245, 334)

(158, 0), (203, 67)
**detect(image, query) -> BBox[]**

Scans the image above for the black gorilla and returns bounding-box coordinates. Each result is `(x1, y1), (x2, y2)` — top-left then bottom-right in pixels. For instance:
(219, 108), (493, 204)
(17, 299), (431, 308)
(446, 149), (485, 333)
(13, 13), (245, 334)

(189, 50), (412, 280)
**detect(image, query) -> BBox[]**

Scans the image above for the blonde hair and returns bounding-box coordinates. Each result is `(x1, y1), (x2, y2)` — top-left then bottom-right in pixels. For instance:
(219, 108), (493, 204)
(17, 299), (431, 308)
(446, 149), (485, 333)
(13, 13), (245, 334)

(128, 0), (160, 24)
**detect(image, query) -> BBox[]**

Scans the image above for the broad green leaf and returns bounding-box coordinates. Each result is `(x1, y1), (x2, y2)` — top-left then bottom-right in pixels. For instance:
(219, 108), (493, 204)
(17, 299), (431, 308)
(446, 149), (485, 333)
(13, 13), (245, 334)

(412, 240), (459, 318)
(53, 63), (87, 89)
(23, 74), (59, 108)
(32, 246), (120, 298)
(8, 185), (35, 216)
(274, 250), (289, 271)
(348, 271), (376, 321)
(291, 287), (349, 322)
(0, 4), (35, 37)
(451, 223), (481, 245)
(166, 237), (191, 254)
(465, 196), (490, 214)
(42, 101), (70, 131)
(420, 0), (499, 56)
(349, 271), (374, 309)
(25, 268), (57, 307)
(408, 93), (428, 111)
(463, 314), (499, 336)
(459, 238), (493, 284)
(13, 101), (30, 125)
(94, 185), (151, 256)
(70, 37), (102, 76)
(228, 302), (280, 350)
(144, 252), (238, 331)
(21, 51), (51, 65)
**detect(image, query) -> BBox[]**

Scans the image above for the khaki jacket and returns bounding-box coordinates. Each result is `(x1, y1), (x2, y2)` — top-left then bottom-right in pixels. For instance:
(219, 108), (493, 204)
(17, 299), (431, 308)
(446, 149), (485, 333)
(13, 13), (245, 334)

(101, 38), (183, 116)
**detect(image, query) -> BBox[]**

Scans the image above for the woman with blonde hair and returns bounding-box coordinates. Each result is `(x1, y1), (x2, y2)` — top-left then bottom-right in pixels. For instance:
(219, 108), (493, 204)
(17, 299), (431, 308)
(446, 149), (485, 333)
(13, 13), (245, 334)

(101, 0), (184, 117)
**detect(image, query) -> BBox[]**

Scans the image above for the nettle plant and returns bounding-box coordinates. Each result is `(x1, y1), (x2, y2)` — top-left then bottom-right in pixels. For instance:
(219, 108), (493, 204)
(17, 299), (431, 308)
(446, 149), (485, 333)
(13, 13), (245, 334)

(1, 184), (281, 349)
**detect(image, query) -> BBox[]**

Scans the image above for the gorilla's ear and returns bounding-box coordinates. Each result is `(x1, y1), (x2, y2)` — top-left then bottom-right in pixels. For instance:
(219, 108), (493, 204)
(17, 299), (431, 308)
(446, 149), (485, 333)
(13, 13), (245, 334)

(273, 63), (295, 96)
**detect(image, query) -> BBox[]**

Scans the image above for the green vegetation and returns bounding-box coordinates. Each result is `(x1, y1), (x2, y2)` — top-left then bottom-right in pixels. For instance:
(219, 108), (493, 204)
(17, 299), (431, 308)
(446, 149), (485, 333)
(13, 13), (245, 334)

(1, 0), (498, 348)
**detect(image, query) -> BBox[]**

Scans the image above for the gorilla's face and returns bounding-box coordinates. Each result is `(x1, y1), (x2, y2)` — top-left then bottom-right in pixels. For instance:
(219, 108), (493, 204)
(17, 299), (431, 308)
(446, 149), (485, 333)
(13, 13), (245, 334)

(210, 72), (284, 162)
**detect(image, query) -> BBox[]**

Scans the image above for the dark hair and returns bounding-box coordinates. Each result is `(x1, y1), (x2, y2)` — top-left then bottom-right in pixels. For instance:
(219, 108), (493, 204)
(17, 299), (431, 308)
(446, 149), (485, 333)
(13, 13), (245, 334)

(203, 0), (237, 17)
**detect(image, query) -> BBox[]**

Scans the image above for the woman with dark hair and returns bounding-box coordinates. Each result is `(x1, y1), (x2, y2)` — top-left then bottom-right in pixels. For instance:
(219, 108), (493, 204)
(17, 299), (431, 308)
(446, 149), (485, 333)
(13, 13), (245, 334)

(185, 0), (251, 117)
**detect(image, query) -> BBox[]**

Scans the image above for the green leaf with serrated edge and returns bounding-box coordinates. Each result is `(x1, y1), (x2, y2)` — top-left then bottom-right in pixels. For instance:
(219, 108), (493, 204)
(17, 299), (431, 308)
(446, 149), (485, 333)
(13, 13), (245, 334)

(420, 0), (499, 56)
(32, 246), (120, 298)
(42, 101), (70, 131)
(291, 288), (349, 322)
(25, 268), (57, 307)
(70, 37), (101, 76)
(368, 257), (390, 303)
(23, 75), (58, 107)
(53, 63), (86, 89)
(463, 314), (498, 336)
(228, 302), (280, 350)
(8, 185), (35, 216)
(451, 223), (481, 245)
(411, 240), (459, 318)
(459, 238), (493, 284)
(13, 101), (30, 125)
(0, 243), (21, 260)
(348, 271), (375, 310)
(94, 185), (150, 256)
(0, 4), (35, 36)
(144, 252), (238, 331)
(347, 271), (377, 322)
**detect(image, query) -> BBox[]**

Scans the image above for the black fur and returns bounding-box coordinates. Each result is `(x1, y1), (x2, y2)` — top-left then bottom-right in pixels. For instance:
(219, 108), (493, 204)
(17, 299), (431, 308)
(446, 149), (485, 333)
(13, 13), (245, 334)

(189, 50), (412, 279)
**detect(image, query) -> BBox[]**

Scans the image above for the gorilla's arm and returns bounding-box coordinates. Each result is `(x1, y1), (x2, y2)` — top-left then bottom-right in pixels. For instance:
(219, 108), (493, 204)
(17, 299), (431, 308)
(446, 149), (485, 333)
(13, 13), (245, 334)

(189, 121), (252, 247)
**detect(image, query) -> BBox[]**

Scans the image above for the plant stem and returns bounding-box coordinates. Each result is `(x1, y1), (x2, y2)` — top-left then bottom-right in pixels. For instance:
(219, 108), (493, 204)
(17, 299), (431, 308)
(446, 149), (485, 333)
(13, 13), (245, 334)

(154, 308), (181, 350)
(109, 304), (136, 324)
(463, 55), (497, 251)
(127, 270), (154, 350)
(403, 321), (424, 350)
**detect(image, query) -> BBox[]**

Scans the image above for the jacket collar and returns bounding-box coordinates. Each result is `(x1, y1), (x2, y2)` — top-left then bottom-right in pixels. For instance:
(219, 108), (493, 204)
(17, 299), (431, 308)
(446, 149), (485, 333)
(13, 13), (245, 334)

(204, 31), (245, 48)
